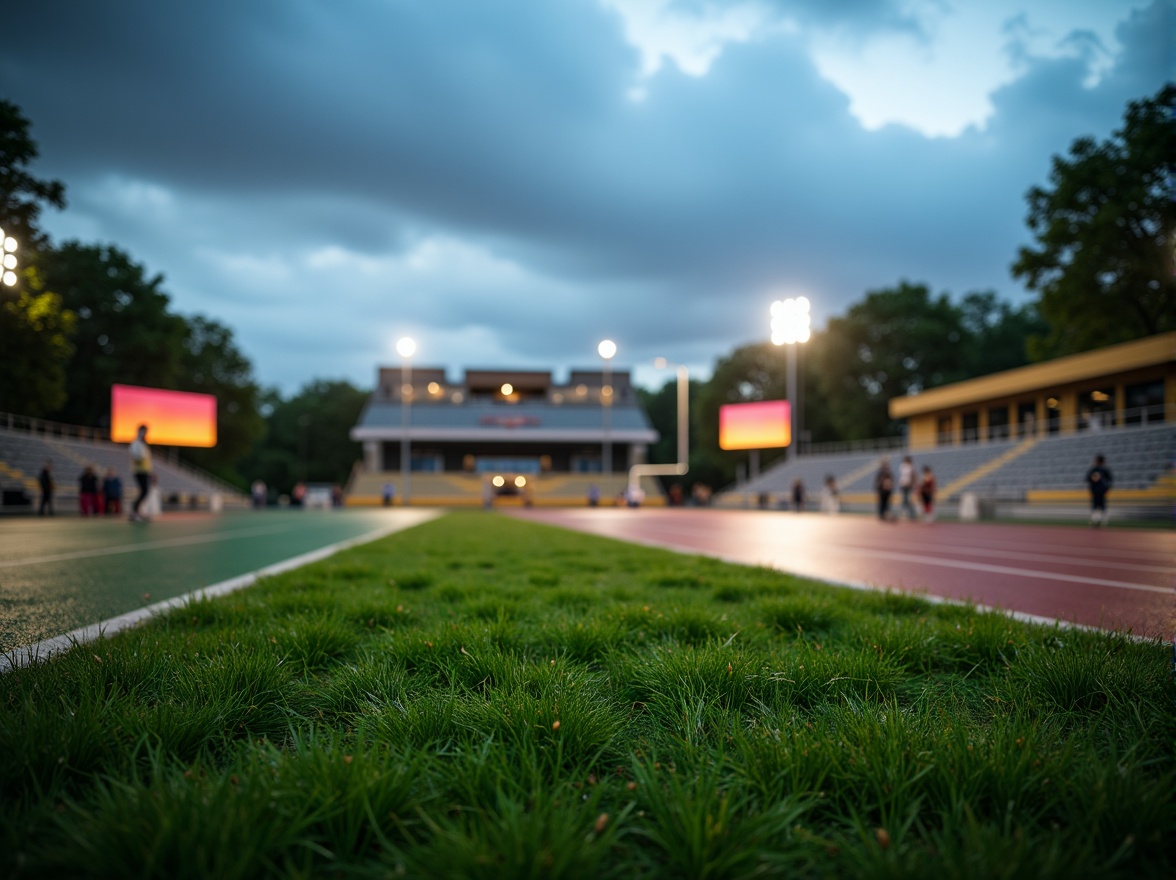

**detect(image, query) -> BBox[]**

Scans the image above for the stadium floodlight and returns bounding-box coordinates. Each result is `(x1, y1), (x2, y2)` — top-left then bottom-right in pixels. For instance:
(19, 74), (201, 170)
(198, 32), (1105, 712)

(770, 297), (812, 461)
(1, 231), (17, 287)
(397, 336), (416, 505)
(598, 339), (617, 484)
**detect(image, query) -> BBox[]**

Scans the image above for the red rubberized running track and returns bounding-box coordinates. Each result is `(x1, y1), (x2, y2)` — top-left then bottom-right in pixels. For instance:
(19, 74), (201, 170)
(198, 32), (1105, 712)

(509, 509), (1175, 639)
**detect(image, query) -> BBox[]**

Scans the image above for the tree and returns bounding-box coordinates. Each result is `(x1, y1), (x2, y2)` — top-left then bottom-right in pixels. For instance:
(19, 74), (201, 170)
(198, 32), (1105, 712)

(177, 316), (265, 485)
(692, 343), (790, 488)
(956, 290), (1047, 377)
(0, 271), (75, 416)
(1012, 85), (1176, 358)
(239, 380), (370, 495)
(39, 241), (189, 427)
(0, 100), (66, 259)
(811, 282), (967, 440)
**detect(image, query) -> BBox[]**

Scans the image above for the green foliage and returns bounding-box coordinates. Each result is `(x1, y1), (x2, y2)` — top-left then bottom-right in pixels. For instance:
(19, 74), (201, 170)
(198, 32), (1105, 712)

(239, 379), (370, 495)
(814, 282), (970, 440)
(0, 281), (75, 416)
(1013, 84), (1176, 358)
(38, 241), (190, 426)
(0, 99), (66, 253)
(1, 514), (1170, 879)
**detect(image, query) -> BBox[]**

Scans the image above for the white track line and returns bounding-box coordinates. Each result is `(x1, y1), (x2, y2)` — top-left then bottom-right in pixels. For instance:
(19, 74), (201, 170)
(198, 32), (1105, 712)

(1, 511), (439, 672)
(0, 522), (309, 569)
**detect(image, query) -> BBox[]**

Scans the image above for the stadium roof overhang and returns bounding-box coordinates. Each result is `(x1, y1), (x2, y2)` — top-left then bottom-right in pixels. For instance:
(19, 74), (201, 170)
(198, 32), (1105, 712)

(888, 331), (1176, 419)
(351, 426), (658, 443)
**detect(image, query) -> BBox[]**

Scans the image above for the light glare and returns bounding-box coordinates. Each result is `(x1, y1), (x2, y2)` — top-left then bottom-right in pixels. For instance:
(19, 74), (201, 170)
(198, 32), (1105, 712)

(597, 339), (617, 359)
(396, 336), (416, 358)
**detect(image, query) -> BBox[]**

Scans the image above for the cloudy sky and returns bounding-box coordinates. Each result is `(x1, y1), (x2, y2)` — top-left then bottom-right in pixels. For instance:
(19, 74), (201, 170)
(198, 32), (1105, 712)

(3, 0), (1171, 392)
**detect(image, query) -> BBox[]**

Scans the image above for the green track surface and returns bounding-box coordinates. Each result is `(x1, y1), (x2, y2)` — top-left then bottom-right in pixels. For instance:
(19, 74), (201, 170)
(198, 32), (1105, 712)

(0, 510), (426, 652)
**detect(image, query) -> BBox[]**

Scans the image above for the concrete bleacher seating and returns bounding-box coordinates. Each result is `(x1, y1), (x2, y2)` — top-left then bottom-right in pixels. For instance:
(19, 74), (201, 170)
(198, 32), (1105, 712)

(966, 423), (1175, 496)
(0, 427), (247, 510)
(721, 422), (1175, 519)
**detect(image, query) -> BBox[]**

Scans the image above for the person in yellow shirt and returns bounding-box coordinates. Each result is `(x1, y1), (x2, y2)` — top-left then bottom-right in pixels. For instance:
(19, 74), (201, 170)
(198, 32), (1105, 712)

(129, 424), (153, 522)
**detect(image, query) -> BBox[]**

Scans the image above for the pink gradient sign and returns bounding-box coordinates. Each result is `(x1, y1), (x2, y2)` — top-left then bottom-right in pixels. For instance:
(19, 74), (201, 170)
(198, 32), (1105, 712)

(111, 384), (217, 447)
(719, 400), (791, 450)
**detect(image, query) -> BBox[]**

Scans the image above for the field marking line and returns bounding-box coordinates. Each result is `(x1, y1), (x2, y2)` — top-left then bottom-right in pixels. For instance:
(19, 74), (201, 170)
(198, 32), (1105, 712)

(0, 521), (311, 569)
(519, 515), (1166, 641)
(1, 510), (440, 673)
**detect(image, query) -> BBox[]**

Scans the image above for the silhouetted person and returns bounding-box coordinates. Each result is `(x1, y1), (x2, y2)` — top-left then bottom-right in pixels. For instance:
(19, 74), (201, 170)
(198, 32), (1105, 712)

(103, 470), (122, 516)
(898, 455), (917, 520)
(820, 474), (840, 514)
(38, 460), (55, 516)
(78, 465), (100, 516)
(791, 479), (806, 512)
(129, 424), (153, 522)
(1085, 454), (1113, 527)
(919, 465), (937, 523)
(875, 459), (894, 521)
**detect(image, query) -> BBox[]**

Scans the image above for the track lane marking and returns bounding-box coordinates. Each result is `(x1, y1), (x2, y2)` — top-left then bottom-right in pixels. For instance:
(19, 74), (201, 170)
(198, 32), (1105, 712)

(2, 511), (441, 671)
(0, 521), (328, 569)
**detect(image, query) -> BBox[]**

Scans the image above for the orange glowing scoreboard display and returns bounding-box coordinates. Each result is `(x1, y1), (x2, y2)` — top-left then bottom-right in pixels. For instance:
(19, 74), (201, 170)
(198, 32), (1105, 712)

(719, 400), (791, 450)
(110, 384), (217, 447)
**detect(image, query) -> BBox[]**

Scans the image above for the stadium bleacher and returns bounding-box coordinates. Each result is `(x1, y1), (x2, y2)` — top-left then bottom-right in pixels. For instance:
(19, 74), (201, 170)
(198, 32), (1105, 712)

(721, 422), (1175, 519)
(0, 427), (247, 511)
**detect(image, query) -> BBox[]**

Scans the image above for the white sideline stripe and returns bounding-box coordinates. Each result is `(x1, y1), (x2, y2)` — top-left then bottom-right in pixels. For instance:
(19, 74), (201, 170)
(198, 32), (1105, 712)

(1, 511), (440, 673)
(828, 546), (1173, 595)
(0, 522), (307, 569)
(525, 519), (1165, 641)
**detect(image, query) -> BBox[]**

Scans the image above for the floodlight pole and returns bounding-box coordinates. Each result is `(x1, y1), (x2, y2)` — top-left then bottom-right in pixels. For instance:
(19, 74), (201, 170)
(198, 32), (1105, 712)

(770, 297), (810, 463)
(396, 336), (416, 506)
(786, 344), (798, 462)
(598, 340), (616, 488)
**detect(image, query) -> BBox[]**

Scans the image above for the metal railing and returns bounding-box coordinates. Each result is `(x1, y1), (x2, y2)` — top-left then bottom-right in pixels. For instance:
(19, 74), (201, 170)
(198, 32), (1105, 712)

(0, 411), (247, 499)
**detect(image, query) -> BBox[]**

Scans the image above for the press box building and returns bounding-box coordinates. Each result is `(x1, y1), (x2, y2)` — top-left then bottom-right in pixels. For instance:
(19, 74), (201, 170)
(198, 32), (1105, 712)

(348, 366), (660, 505)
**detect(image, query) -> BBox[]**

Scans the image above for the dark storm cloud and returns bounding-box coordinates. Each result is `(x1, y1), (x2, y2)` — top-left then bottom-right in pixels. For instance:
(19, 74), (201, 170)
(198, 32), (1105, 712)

(1, 0), (1170, 390)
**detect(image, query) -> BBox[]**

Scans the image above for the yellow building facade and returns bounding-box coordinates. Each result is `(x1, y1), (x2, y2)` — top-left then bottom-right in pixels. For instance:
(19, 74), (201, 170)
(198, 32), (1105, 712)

(889, 332), (1176, 449)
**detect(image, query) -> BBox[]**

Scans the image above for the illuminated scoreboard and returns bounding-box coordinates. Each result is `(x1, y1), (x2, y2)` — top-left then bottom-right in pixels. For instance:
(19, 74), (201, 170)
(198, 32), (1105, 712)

(110, 384), (217, 447)
(719, 400), (790, 450)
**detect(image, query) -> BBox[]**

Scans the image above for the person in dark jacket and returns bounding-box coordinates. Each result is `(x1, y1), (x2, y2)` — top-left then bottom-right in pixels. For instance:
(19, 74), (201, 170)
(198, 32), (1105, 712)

(78, 465), (100, 516)
(875, 459), (894, 521)
(38, 460), (55, 516)
(103, 470), (123, 516)
(1085, 454), (1113, 527)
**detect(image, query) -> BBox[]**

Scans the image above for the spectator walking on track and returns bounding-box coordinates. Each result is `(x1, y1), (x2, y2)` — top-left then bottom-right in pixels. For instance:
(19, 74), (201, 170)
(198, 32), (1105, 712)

(129, 424), (153, 522)
(1085, 453), (1113, 527)
(898, 455), (917, 520)
(919, 465), (937, 523)
(38, 460), (55, 516)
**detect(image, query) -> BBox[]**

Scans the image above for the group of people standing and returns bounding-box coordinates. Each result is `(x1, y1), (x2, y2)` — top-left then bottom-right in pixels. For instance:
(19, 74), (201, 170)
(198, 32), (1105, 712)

(35, 423), (155, 522)
(875, 455), (936, 522)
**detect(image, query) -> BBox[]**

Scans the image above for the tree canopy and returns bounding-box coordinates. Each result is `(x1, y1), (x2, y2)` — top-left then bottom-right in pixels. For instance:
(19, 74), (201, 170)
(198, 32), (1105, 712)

(1013, 84), (1175, 358)
(0, 99), (65, 256)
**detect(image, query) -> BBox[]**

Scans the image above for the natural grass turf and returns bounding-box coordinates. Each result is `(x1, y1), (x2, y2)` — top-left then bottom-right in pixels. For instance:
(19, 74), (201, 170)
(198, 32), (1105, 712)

(1, 511), (1172, 878)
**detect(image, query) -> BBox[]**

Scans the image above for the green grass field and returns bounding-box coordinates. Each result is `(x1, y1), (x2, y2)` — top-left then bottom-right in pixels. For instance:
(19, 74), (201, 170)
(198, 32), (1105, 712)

(2, 513), (1171, 878)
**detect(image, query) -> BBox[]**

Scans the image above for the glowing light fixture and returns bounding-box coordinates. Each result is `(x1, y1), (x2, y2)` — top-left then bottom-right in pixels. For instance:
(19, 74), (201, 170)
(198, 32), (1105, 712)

(770, 297), (811, 345)
(492, 475), (506, 488)
(396, 336), (416, 358)
(514, 476), (527, 488)
(501, 383), (514, 396)
(0, 230), (18, 287)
